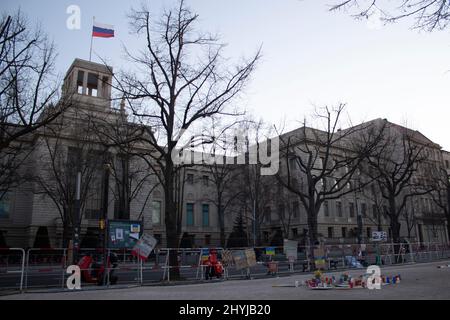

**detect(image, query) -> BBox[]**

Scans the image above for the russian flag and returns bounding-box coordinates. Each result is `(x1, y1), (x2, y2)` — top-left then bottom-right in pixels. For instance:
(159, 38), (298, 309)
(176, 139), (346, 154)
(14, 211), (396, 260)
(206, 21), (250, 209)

(92, 22), (114, 38)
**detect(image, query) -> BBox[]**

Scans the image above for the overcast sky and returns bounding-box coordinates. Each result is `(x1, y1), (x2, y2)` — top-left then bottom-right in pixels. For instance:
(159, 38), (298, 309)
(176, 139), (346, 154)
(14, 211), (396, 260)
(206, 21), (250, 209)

(3, 0), (450, 149)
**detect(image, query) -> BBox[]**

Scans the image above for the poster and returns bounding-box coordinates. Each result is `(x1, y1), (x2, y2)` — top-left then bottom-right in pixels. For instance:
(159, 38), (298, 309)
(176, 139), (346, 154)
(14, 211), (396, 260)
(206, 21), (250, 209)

(245, 249), (257, 267)
(131, 233), (158, 261)
(265, 247), (275, 256)
(232, 250), (248, 270)
(115, 228), (124, 240)
(283, 239), (298, 261)
(221, 250), (233, 267)
(201, 248), (210, 263)
(232, 249), (257, 270)
(130, 224), (141, 233)
(314, 247), (326, 269)
(372, 231), (387, 242)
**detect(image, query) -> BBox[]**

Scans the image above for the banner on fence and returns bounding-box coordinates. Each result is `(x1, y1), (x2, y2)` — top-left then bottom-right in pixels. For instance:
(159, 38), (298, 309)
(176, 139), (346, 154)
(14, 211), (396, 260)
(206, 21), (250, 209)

(372, 231), (387, 242)
(232, 249), (257, 270)
(131, 233), (158, 261)
(283, 239), (298, 261)
(314, 246), (326, 269)
(245, 249), (257, 267)
(265, 247), (275, 256)
(232, 250), (247, 270)
(222, 250), (233, 267)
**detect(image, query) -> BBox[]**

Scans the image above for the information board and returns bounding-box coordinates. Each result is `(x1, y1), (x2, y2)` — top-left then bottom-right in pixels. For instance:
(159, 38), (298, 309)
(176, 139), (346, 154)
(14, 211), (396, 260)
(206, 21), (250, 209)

(108, 220), (143, 249)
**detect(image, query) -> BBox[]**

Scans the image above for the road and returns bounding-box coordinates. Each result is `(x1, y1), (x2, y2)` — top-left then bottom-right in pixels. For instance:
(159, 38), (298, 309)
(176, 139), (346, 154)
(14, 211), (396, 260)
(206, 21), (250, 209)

(2, 260), (449, 300)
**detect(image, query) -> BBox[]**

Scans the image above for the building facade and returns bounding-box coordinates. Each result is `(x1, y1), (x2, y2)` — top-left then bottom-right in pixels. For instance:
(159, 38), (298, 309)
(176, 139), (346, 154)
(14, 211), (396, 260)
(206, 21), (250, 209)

(0, 59), (448, 249)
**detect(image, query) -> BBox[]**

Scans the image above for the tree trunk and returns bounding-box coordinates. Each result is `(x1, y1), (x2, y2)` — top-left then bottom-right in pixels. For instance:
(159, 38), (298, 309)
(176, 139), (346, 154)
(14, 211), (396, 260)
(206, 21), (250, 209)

(390, 216), (402, 263)
(217, 198), (226, 248)
(307, 203), (319, 268)
(445, 211), (450, 243)
(164, 169), (181, 279)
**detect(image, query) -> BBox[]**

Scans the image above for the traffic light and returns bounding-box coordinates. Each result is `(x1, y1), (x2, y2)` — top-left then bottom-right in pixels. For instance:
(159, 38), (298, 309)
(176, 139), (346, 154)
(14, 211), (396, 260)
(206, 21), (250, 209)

(99, 218), (105, 230)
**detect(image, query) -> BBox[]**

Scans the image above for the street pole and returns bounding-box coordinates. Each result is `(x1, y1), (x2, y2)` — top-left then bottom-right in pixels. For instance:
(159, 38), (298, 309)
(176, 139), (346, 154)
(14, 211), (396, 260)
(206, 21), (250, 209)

(73, 171), (81, 264)
(101, 162), (110, 285)
(354, 193), (362, 245)
(253, 199), (256, 247)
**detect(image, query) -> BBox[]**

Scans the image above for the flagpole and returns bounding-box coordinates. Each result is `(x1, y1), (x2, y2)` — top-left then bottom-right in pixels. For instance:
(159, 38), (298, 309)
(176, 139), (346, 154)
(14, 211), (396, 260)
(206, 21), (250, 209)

(89, 16), (95, 61)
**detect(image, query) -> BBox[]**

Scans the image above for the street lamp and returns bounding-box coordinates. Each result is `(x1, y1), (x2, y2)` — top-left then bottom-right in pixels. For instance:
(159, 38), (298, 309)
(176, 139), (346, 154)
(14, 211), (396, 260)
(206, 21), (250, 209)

(72, 171), (81, 264)
(353, 179), (363, 245)
(101, 161), (111, 285)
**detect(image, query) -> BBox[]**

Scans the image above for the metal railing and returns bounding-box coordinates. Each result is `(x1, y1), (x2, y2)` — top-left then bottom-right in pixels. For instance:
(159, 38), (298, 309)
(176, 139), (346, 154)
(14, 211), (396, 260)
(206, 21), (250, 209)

(0, 242), (449, 293)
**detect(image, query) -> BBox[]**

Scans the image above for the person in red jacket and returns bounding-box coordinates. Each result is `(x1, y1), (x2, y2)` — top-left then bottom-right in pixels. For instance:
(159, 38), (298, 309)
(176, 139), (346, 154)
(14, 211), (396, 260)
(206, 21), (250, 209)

(204, 249), (224, 280)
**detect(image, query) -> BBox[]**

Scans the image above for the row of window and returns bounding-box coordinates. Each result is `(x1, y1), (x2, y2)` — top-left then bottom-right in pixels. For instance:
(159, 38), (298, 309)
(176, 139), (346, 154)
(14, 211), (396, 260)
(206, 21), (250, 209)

(151, 201), (211, 228)
(263, 200), (377, 222)
(186, 173), (210, 186)
(187, 203), (210, 227)
(75, 70), (110, 98)
(323, 201), (369, 218)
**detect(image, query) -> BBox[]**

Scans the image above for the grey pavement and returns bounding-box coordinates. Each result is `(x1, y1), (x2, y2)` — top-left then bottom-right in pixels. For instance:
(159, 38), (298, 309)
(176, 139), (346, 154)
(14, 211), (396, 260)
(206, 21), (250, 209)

(2, 260), (450, 300)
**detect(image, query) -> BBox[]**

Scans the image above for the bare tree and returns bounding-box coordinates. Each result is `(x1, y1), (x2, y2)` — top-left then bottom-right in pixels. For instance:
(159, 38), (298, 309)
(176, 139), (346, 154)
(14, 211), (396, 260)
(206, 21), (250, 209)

(0, 11), (70, 199)
(33, 110), (106, 248)
(236, 119), (275, 246)
(330, 0), (450, 31)
(362, 121), (435, 260)
(90, 104), (159, 221)
(428, 163), (450, 241)
(359, 183), (388, 231)
(114, 1), (260, 277)
(275, 104), (384, 261)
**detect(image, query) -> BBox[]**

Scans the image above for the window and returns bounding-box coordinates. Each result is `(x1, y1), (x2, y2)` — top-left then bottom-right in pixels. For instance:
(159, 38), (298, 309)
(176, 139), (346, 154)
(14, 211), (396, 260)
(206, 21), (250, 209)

(263, 232), (269, 243)
(328, 227), (334, 238)
(372, 204), (378, 218)
(324, 201), (329, 217)
(349, 202), (355, 218)
(205, 235), (211, 246)
(0, 192), (11, 219)
(85, 192), (102, 220)
(289, 158), (296, 171)
(154, 234), (162, 245)
(187, 174), (194, 185)
(292, 201), (300, 218)
(278, 205), (285, 220)
(202, 204), (209, 227)
(361, 203), (367, 218)
(202, 175), (209, 186)
(336, 201), (343, 217)
(342, 227), (347, 238)
(264, 206), (271, 222)
(102, 76), (110, 98)
(367, 227), (372, 239)
(87, 73), (98, 97)
(186, 203), (194, 226)
(446, 160), (449, 169)
(77, 70), (84, 94)
(292, 228), (298, 237)
(152, 201), (162, 225)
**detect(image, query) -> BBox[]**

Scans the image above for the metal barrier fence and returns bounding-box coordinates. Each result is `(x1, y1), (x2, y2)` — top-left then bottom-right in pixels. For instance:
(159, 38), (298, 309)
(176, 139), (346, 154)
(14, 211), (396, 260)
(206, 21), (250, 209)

(0, 248), (25, 292)
(0, 242), (449, 293)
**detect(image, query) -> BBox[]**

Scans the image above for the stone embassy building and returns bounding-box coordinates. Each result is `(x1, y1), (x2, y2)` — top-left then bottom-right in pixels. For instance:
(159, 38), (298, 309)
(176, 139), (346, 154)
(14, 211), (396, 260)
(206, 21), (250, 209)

(0, 59), (448, 249)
